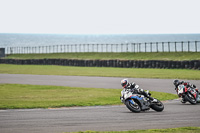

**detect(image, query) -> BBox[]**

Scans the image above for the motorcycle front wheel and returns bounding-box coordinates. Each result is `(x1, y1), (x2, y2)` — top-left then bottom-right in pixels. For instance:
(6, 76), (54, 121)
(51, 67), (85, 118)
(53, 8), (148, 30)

(150, 100), (164, 112)
(125, 99), (141, 113)
(185, 93), (197, 105)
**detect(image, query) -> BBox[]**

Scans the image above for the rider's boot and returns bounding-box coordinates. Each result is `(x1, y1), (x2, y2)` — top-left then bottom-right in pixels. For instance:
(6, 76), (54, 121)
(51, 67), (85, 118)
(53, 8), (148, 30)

(143, 91), (157, 103)
(148, 96), (158, 103)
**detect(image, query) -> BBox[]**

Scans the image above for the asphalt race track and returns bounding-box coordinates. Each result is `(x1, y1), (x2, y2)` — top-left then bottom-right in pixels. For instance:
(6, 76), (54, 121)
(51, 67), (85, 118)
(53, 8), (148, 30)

(0, 74), (200, 133)
(1, 74), (200, 94)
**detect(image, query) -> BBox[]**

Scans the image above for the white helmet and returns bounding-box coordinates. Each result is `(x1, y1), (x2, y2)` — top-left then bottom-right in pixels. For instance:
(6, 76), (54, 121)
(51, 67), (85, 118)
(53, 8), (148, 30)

(121, 79), (128, 88)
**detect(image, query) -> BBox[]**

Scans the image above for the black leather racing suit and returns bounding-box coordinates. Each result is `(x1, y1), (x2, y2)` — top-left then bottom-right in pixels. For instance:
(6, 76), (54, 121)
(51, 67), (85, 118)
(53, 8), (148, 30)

(125, 82), (154, 100)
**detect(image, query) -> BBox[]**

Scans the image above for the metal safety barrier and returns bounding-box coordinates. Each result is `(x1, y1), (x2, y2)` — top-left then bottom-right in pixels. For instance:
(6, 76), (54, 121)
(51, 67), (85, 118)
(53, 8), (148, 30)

(3, 41), (200, 54)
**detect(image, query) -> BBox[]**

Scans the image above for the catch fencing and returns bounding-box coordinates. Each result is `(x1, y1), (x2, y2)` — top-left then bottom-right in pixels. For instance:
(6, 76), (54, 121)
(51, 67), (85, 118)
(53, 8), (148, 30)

(3, 41), (200, 54)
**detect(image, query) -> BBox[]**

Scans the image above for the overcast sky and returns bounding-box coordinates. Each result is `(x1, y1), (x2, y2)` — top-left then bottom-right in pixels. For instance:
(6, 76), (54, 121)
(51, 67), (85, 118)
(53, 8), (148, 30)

(0, 0), (200, 34)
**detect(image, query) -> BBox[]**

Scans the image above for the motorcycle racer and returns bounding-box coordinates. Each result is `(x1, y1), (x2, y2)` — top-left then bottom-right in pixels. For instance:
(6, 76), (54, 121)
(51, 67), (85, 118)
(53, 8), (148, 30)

(120, 79), (157, 102)
(173, 79), (200, 103)
(173, 79), (197, 89)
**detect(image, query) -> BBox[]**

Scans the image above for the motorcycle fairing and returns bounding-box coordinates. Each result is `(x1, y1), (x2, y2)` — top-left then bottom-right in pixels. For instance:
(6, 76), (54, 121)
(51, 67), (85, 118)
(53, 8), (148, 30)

(177, 85), (184, 96)
(185, 87), (197, 99)
(128, 95), (150, 110)
(129, 95), (143, 100)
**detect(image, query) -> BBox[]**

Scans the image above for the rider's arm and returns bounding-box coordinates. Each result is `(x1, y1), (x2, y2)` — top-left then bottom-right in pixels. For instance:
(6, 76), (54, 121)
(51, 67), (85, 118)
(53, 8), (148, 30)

(130, 82), (136, 88)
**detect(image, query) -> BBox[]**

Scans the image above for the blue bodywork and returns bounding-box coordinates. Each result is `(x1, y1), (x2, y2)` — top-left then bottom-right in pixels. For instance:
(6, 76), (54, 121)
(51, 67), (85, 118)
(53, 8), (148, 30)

(128, 95), (150, 111)
(128, 95), (143, 104)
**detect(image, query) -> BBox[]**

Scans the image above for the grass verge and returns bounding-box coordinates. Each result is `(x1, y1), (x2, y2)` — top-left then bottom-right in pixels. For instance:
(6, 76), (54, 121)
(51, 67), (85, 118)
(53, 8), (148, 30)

(0, 84), (177, 109)
(0, 64), (200, 80)
(68, 127), (200, 133)
(5, 52), (200, 60)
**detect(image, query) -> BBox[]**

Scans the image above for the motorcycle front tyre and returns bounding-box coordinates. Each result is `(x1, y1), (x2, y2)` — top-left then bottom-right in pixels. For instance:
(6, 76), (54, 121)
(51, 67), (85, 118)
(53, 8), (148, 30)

(184, 94), (197, 105)
(150, 100), (164, 112)
(125, 99), (141, 113)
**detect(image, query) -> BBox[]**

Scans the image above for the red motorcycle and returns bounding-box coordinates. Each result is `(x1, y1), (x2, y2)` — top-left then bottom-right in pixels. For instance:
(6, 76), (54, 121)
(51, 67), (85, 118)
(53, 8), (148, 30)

(175, 83), (199, 104)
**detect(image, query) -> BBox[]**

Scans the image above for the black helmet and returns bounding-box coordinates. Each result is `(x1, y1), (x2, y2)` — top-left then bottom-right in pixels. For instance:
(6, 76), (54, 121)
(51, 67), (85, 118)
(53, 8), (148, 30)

(173, 79), (180, 86)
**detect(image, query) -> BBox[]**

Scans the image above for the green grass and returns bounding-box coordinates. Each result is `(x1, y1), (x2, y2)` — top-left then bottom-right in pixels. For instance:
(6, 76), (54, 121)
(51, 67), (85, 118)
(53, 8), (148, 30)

(69, 127), (200, 133)
(0, 84), (177, 109)
(0, 64), (200, 80)
(5, 52), (200, 60)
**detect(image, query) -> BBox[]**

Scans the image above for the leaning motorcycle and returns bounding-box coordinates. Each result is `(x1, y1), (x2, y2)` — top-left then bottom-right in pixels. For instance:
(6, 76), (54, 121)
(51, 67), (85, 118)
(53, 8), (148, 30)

(120, 86), (164, 113)
(175, 84), (200, 104)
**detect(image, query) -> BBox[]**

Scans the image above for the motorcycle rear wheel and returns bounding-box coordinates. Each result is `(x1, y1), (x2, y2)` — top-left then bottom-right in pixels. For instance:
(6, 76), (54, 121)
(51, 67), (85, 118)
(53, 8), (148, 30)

(125, 99), (141, 113)
(150, 100), (164, 112)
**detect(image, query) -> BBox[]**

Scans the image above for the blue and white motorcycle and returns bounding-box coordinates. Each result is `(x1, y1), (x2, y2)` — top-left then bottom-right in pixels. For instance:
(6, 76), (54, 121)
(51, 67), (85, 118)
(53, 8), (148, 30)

(120, 85), (164, 113)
